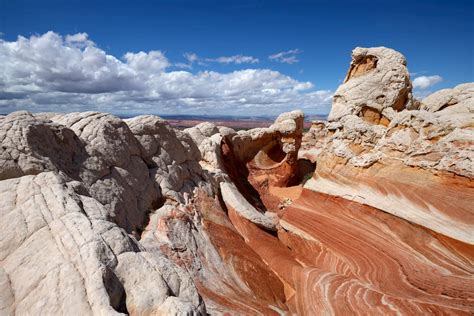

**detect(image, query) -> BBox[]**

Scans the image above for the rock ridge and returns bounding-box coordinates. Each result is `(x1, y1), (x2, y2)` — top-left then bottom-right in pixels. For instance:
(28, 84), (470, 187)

(1, 46), (473, 315)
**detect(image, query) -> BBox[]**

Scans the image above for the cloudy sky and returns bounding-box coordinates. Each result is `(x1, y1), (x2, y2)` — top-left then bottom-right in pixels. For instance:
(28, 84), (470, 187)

(0, 0), (472, 116)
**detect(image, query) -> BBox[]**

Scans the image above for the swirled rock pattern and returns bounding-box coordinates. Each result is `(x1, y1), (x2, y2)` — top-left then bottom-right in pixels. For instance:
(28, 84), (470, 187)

(225, 187), (474, 314)
(307, 47), (474, 244)
(278, 189), (474, 314)
(0, 110), (290, 315)
(1, 46), (473, 315)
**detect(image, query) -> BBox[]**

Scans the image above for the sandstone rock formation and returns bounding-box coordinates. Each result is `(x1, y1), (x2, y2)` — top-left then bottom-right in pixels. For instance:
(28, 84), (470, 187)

(306, 47), (474, 245)
(0, 110), (295, 315)
(421, 82), (474, 112)
(1, 46), (473, 315)
(329, 47), (414, 122)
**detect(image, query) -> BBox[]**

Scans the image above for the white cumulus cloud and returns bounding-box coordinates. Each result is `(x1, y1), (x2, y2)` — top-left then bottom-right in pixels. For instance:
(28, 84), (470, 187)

(0, 32), (331, 115)
(269, 49), (302, 64)
(412, 75), (443, 89)
(124, 51), (169, 74)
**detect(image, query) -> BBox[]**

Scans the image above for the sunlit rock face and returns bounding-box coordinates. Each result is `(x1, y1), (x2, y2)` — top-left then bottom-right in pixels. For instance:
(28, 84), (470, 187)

(277, 189), (474, 315)
(0, 111), (288, 315)
(421, 83), (474, 112)
(219, 110), (307, 219)
(1, 46), (473, 316)
(329, 47), (414, 122)
(308, 47), (474, 245)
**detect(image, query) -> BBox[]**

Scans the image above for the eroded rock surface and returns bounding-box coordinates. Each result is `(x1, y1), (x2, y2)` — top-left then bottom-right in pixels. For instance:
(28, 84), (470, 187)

(0, 171), (204, 315)
(0, 110), (292, 315)
(305, 48), (474, 245)
(1, 46), (473, 316)
(329, 47), (414, 122)
(421, 83), (474, 112)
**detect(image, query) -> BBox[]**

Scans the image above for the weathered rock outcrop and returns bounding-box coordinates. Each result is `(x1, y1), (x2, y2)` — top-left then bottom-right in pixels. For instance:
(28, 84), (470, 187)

(0, 171), (205, 315)
(1, 46), (473, 316)
(329, 47), (414, 122)
(0, 110), (294, 315)
(421, 83), (474, 112)
(218, 110), (306, 223)
(305, 47), (474, 245)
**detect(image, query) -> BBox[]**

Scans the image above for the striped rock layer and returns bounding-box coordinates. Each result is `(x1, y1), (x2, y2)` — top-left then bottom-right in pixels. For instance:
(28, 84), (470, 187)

(1, 47), (473, 315)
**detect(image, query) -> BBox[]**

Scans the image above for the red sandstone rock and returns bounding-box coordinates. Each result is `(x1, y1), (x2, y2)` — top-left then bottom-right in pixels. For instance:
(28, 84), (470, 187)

(306, 49), (474, 245)
(1, 47), (473, 315)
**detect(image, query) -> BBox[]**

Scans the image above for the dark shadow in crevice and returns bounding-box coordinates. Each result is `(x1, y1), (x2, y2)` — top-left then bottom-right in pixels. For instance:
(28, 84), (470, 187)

(103, 267), (128, 314)
(217, 186), (230, 216)
(261, 225), (279, 238)
(289, 158), (316, 187)
(134, 182), (166, 241)
(220, 137), (267, 213)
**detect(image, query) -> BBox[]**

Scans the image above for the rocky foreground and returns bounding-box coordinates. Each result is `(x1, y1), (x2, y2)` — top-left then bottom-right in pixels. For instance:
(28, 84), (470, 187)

(0, 47), (473, 315)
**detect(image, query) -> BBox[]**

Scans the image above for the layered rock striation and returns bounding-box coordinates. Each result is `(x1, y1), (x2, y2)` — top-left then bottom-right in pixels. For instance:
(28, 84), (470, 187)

(0, 111), (293, 315)
(306, 47), (474, 244)
(0, 46), (473, 315)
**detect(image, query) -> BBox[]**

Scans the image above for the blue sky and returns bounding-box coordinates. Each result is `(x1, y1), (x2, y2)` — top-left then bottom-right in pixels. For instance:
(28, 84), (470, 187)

(0, 0), (473, 115)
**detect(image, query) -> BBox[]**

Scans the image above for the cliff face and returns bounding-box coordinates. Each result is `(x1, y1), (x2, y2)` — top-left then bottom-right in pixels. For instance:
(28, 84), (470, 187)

(0, 47), (473, 315)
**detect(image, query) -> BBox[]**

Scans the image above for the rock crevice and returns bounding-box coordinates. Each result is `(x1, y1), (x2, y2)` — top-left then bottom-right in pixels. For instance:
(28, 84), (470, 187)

(1, 46), (473, 315)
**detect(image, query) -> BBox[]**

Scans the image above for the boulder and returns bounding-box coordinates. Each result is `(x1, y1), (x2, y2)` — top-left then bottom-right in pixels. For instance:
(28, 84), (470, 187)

(329, 47), (413, 123)
(0, 111), (84, 181)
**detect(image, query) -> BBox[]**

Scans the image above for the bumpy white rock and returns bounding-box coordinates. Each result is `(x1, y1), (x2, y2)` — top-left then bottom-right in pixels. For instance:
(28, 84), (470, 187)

(329, 47), (413, 122)
(421, 82), (474, 112)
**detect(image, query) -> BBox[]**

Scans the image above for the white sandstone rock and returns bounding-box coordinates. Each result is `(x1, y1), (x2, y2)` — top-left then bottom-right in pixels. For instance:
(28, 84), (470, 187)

(329, 47), (413, 122)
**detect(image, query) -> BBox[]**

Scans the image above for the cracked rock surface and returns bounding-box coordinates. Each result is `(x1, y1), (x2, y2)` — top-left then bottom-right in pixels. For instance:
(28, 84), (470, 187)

(0, 109), (299, 315)
(1, 46), (473, 315)
(304, 47), (474, 245)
